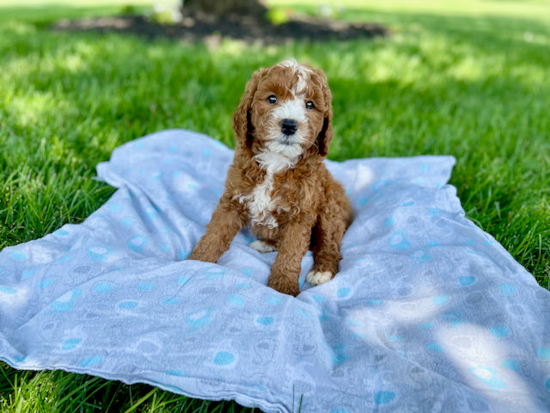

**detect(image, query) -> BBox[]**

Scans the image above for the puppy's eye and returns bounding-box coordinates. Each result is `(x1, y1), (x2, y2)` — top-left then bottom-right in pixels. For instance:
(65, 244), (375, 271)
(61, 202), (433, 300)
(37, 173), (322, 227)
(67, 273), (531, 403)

(267, 95), (278, 104)
(306, 101), (314, 110)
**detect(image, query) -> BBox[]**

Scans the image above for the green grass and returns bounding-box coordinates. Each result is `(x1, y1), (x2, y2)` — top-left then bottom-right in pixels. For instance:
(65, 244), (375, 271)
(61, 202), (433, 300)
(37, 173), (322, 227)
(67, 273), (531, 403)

(1, 0), (549, 411)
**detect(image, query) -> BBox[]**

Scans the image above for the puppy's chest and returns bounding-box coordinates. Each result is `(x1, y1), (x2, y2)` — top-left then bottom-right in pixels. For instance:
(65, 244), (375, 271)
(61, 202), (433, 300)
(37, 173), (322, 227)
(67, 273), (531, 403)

(237, 173), (291, 229)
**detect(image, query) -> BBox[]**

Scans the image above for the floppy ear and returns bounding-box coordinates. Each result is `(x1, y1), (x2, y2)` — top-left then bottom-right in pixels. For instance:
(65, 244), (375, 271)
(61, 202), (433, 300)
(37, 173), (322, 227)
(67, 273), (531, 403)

(233, 68), (267, 150)
(314, 68), (333, 157)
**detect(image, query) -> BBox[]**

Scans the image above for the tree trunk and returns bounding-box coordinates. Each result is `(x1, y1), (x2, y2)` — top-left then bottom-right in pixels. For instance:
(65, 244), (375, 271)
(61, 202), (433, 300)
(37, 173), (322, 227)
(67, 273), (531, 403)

(182, 0), (267, 16)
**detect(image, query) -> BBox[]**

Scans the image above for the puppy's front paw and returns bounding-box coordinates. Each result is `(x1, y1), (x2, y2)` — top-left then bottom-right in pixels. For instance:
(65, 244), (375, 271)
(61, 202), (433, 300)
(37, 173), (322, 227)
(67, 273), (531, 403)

(249, 240), (277, 253)
(306, 270), (334, 286)
(267, 277), (300, 297)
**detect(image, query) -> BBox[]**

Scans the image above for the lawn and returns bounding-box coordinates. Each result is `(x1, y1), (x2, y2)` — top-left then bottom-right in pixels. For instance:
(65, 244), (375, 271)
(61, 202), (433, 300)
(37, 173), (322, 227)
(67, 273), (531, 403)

(0, 0), (549, 411)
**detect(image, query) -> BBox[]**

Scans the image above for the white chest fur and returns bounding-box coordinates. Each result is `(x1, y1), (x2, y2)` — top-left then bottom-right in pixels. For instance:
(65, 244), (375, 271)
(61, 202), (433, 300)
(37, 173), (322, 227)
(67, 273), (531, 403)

(245, 170), (279, 228)
(235, 152), (297, 229)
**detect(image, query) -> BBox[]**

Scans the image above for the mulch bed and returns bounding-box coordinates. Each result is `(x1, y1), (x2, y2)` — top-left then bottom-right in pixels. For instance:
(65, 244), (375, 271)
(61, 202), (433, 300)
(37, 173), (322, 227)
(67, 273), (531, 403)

(53, 11), (388, 45)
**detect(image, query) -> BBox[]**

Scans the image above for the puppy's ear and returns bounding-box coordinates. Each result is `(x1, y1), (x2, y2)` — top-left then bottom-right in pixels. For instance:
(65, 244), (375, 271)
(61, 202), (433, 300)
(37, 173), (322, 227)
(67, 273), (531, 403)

(314, 68), (333, 157)
(233, 68), (267, 149)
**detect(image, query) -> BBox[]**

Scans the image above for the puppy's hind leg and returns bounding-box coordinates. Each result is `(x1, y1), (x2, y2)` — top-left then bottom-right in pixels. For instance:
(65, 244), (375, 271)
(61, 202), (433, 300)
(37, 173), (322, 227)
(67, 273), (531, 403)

(307, 197), (353, 287)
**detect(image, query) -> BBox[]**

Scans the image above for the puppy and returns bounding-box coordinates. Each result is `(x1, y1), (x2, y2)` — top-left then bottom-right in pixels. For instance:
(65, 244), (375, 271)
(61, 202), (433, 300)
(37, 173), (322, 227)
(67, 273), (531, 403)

(189, 59), (353, 296)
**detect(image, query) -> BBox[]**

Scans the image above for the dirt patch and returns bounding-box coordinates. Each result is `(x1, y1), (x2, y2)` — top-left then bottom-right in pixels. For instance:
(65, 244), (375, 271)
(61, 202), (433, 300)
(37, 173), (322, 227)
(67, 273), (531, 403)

(53, 11), (388, 45)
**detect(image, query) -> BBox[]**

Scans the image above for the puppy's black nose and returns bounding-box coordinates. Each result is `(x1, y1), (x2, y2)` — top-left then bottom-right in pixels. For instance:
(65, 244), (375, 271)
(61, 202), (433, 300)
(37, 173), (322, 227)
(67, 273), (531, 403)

(281, 118), (298, 136)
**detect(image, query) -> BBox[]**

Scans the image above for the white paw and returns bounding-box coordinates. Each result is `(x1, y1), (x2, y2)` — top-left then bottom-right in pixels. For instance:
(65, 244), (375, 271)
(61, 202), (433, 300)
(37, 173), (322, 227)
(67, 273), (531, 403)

(249, 240), (277, 253)
(306, 270), (333, 286)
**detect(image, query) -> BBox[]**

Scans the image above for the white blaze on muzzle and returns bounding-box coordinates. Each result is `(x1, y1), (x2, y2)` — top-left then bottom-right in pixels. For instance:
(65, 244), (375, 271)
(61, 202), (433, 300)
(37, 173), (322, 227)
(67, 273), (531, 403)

(266, 97), (309, 159)
(264, 59), (315, 158)
(271, 98), (308, 125)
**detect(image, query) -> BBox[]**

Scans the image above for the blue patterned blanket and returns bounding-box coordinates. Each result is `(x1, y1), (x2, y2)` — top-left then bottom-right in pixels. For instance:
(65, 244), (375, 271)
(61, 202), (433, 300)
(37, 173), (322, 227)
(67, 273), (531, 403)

(1, 129), (549, 412)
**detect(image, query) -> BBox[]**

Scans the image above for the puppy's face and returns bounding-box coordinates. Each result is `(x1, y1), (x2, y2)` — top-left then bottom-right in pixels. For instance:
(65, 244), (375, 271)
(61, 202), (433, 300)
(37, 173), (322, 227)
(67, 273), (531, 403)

(235, 60), (333, 159)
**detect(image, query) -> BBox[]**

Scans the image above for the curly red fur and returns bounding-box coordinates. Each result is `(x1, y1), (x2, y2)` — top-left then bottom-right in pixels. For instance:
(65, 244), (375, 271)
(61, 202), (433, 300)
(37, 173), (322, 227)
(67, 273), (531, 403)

(189, 60), (353, 296)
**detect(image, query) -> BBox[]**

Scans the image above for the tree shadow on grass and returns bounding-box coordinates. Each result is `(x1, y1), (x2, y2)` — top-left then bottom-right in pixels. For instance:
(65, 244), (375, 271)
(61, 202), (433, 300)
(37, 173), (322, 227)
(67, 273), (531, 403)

(52, 10), (388, 45)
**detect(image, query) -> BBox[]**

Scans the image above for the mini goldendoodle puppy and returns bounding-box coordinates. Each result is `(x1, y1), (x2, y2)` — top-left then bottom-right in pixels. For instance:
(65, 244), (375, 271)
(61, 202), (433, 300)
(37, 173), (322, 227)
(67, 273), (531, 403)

(189, 59), (353, 296)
